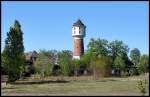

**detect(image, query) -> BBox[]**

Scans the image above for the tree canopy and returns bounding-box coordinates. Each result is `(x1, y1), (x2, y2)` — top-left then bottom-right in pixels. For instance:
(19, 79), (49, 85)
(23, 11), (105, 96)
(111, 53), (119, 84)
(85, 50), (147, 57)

(130, 48), (141, 65)
(3, 20), (25, 82)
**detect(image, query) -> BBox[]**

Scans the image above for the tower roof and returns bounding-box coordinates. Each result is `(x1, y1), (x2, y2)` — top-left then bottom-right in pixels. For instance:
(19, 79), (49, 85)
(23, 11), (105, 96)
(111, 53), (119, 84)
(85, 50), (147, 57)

(73, 19), (85, 27)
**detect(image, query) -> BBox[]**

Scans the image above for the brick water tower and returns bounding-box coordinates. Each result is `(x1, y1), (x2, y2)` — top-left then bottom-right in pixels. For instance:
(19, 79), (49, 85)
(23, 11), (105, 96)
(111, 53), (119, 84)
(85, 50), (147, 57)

(72, 19), (86, 59)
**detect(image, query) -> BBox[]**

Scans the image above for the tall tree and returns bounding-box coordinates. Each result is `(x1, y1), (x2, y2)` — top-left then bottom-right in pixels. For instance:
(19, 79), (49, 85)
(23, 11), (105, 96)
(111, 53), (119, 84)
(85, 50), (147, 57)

(58, 50), (73, 76)
(130, 48), (141, 65)
(109, 40), (129, 61)
(57, 50), (72, 60)
(34, 51), (53, 78)
(113, 56), (125, 76)
(71, 59), (81, 76)
(3, 20), (25, 82)
(87, 38), (109, 57)
(109, 40), (129, 75)
(138, 54), (149, 74)
(90, 55), (112, 79)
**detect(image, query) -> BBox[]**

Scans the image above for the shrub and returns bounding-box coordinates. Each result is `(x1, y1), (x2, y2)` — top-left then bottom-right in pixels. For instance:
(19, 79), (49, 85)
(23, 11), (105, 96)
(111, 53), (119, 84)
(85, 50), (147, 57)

(90, 56), (112, 79)
(137, 79), (148, 96)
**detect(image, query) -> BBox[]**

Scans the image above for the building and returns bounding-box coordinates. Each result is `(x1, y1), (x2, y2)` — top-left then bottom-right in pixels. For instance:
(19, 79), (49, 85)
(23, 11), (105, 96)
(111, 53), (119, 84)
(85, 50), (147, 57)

(25, 51), (38, 65)
(72, 19), (86, 59)
(25, 51), (38, 75)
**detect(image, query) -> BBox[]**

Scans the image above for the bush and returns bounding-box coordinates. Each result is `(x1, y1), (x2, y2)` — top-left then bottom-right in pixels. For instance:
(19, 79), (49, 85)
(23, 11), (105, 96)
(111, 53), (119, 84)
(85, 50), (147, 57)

(59, 58), (71, 76)
(137, 79), (148, 96)
(34, 61), (53, 77)
(90, 56), (112, 79)
(129, 67), (139, 76)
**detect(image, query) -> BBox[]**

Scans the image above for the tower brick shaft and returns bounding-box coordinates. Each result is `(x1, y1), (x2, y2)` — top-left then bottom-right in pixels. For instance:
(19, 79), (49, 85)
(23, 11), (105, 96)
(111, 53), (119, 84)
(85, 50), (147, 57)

(74, 38), (84, 56)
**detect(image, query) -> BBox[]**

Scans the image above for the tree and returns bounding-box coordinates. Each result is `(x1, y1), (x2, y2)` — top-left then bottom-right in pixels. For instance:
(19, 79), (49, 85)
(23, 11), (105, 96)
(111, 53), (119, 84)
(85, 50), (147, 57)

(138, 54), (149, 74)
(58, 50), (72, 58)
(130, 48), (141, 65)
(113, 56), (125, 76)
(90, 56), (112, 79)
(3, 20), (26, 82)
(58, 50), (73, 76)
(39, 49), (58, 65)
(71, 59), (81, 76)
(1, 52), (8, 75)
(122, 53), (134, 76)
(34, 50), (53, 79)
(109, 40), (129, 61)
(80, 51), (92, 75)
(87, 38), (109, 57)
(137, 79), (148, 96)
(129, 48), (141, 75)
(59, 57), (71, 76)
(109, 40), (129, 76)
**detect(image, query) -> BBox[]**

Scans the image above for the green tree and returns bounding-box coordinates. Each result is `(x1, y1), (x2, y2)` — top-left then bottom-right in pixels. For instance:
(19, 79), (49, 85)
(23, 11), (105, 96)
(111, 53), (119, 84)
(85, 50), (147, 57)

(113, 56), (125, 76)
(109, 40), (129, 61)
(58, 50), (73, 76)
(34, 50), (53, 79)
(130, 48), (141, 65)
(137, 79), (148, 96)
(1, 52), (8, 75)
(3, 20), (25, 82)
(58, 50), (72, 58)
(59, 57), (71, 76)
(90, 56), (112, 79)
(130, 48), (141, 75)
(87, 38), (109, 57)
(39, 49), (58, 65)
(109, 40), (129, 76)
(114, 56), (125, 70)
(71, 59), (81, 76)
(138, 54), (149, 74)
(122, 53), (134, 76)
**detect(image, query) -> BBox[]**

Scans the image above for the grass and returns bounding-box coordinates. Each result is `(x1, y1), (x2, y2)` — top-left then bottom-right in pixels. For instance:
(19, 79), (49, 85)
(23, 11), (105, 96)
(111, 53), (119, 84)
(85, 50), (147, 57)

(1, 75), (149, 96)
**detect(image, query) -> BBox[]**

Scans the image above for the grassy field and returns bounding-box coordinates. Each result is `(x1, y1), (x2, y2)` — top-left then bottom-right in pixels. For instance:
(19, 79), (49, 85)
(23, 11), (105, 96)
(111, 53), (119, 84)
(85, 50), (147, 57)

(1, 75), (149, 96)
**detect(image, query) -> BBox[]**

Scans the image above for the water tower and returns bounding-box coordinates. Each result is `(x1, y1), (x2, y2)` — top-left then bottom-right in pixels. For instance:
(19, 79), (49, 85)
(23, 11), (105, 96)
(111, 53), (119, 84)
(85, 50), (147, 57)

(72, 19), (86, 59)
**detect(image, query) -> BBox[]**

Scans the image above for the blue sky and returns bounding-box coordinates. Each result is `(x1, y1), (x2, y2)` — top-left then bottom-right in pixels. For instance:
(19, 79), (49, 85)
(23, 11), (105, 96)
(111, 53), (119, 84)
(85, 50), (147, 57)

(2, 1), (149, 55)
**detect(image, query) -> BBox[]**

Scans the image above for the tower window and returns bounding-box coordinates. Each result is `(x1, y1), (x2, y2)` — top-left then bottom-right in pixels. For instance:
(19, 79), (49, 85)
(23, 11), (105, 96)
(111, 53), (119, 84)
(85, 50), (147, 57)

(74, 27), (76, 34)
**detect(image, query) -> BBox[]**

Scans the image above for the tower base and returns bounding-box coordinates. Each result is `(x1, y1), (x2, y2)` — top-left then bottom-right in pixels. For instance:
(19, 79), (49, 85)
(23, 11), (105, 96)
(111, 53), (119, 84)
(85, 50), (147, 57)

(73, 56), (80, 59)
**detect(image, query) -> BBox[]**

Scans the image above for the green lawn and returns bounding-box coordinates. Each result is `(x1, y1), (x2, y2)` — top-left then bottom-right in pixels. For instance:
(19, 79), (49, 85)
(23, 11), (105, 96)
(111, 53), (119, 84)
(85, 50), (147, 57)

(1, 76), (149, 96)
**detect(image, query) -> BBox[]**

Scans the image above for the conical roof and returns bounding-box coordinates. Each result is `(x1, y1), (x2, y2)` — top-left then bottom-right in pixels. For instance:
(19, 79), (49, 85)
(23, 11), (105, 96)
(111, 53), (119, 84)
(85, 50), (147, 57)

(73, 19), (85, 27)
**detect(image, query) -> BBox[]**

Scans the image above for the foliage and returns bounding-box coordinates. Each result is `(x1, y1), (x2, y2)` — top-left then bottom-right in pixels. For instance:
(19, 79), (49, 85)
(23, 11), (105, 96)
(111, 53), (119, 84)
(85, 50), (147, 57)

(137, 79), (148, 96)
(59, 58), (71, 76)
(109, 40), (130, 76)
(130, 48), (141, 65)
(71, 59), (82, 76)
(80, 51), (92, 68)
(33, 50), (73, 77)
(90, 56), (113, 79)
(57, 50), (72, 76)
(87, 38), (130, 77)
(87, 38), (109, 57)
(34, 51), (53, 79)
(137, 54), (149, 74)
(57, 50), (72, 59)
(113, 56), (125, 70)
(1, 52), (8, 75)
(113, 56), (126, 76)
(39, 49), (58, 64)
(3, 20), (26, 82)
(109, 40), (129, 61)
